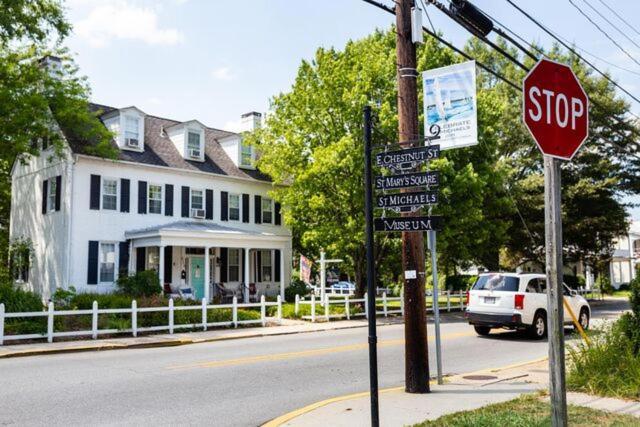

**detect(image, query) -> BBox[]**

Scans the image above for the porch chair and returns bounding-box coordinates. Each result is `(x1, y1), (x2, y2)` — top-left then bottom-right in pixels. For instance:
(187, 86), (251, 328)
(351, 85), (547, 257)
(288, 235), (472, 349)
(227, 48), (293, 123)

(215, 283), (235, 304)
(178, 286), (197, 301)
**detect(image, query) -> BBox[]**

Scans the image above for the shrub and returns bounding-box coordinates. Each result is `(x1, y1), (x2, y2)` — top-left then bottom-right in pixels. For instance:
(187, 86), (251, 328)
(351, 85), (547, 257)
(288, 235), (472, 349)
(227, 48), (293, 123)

(568, 320), (640, 400)
(595, 274), (613, 295)
(564, 275), (586, 289)
(285, 279), (310, 302)
(0, 282), (43, 312)
(52, 286), (77, 307)
(444, 275), (476, 291)
(116, 270), (161, 297)
(71, 293), (133, 309)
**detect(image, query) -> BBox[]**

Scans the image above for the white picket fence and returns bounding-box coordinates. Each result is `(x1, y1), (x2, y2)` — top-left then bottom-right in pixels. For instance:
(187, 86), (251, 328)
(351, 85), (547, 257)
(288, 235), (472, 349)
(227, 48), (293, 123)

(295, 290), (468, 322)
(0, 295), (282, 346)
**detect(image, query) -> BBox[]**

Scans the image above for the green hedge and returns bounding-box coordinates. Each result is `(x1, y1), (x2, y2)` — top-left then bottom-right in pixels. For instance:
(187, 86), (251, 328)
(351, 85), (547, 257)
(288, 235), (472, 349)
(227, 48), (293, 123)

(444, 275), (476, 291)
(0, 283), (43, 312)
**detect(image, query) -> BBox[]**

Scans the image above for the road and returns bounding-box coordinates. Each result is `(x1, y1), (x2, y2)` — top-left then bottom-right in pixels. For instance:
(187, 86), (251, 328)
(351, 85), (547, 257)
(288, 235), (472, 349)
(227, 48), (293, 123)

(0, 299), (627, 426)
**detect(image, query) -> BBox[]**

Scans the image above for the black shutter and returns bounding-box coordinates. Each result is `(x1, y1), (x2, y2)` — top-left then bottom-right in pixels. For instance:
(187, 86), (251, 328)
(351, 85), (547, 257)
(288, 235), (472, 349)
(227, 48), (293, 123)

(42, 179), (48, 214)
(254, 195), (262, 224)
(205, 189), (214, 220)
(274, 250), (281, 282)
(221, 191), (228, 221)
(220, 248), (228, 282)
(164, 246), (172, 284)
(241, 249), (246, 283)
(275, 202), (282, 226)
(55, 175), (62, 211)
(181, 186), (190, 218)
(87, 241), (99, 285)
(138, 181), (147, 214)
(242, 194), (250, 223)
(90, 174), (100, 210)
(136, 247), (146, 272)
(165, 184), (174, 216)
(257, 250), (262, 282)
(120, 179), (130, 213)
(118, 241), (130, 278)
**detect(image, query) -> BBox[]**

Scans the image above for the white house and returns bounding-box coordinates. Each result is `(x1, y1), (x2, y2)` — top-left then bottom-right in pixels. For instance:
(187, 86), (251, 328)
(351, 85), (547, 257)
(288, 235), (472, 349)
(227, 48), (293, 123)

(10, 103), (292, 303)
(609, 221), (640, 288)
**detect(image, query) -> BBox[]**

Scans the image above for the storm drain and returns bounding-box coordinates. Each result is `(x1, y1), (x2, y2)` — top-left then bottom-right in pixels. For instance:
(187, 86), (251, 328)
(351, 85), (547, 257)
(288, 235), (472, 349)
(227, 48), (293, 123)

(462, 375), (498, 381)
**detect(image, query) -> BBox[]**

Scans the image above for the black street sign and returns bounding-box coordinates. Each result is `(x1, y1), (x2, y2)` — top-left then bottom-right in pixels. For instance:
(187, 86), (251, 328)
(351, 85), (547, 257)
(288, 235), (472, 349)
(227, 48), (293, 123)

(376, 191), (438, 209)
(375, 171), (439, 190)
(374, 216), (444, 232)
(375, 145), (440, 170)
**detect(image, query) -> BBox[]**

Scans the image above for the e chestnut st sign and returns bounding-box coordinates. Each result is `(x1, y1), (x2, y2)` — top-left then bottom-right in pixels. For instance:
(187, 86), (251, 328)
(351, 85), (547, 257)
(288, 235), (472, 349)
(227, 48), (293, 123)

(375, 145), (440, 169)
(523, 58), (589, 160)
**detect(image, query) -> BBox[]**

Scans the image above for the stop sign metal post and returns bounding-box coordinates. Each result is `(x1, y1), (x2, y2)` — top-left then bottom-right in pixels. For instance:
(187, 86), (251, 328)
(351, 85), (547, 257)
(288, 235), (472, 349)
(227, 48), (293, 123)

(523, 58), (589, 427)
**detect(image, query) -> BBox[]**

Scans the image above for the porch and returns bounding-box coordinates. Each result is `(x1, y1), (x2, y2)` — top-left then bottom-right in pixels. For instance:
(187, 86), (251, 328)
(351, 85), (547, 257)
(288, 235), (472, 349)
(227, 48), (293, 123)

(124, 221), (290, 302)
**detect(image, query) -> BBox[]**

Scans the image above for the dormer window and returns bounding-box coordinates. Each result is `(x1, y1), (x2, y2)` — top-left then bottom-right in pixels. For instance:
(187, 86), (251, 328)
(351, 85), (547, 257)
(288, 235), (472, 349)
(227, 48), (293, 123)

(187, 131), (201, 159)
(240, 141), (253, 167)
(124, 116), (140, 148)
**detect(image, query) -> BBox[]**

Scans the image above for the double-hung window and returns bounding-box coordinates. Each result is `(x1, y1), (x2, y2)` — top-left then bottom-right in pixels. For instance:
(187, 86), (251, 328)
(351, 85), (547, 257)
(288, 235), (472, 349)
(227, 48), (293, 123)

(228, 249), (240, 282)
(99, 243), (116, 283)
(124, 116), (140, 147)
(261, 250), (272, 282)
(102, 179), (118, 210)
(229, 193), (240, 221)
(240, 142), (253, 167)
(46, 177), (57, 213)
(262, 198), (273, 224)
(191, 189), (203, 210)
(148, 184), (162, 214)
(187, 131), (201, 158)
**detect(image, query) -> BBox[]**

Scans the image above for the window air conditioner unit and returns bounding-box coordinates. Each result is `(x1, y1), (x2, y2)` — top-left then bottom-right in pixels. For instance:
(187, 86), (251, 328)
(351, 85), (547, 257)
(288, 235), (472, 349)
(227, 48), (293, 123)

(192, 208), (206, 219)
(126, 138), (139, 147)
(189, 148), (201, 159)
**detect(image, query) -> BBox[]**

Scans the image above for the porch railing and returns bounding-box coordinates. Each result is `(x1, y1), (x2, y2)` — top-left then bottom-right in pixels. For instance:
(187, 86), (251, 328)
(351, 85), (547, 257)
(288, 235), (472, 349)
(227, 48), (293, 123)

(0, 295), (282, 346)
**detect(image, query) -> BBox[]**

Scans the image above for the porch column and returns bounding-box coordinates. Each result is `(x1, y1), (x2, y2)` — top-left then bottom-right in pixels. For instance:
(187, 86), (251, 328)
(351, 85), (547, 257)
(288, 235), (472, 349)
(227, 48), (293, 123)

(280, 248), (285, 301)
(244, 248), (251, 303)
(204, 246), (211, 302)
(158, 245), (165, 287)
(128, 240), (134, 274)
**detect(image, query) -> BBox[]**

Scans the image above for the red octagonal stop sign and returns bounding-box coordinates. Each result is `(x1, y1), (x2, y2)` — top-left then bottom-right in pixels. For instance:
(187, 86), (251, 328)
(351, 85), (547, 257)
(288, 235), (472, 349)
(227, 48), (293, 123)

(523, 58), (589, 160)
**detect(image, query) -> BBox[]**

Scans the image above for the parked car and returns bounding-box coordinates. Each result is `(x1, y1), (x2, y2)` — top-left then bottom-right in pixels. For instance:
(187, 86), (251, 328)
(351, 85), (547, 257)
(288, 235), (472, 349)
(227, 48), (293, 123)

(329, 281), (356, 295)
(464, 272), (590, 339)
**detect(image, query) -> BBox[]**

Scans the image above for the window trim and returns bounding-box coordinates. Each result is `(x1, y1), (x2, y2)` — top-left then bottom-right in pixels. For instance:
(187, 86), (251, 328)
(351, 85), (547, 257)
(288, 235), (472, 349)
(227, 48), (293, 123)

(101, 177), (119, 211)
(239, 141), (254, 168)
(228, 193), (241, 222)
(147, 183), (163, 215)
(260, 250), (272, 283)
(228, 248), (240, 282)
(190, 188), (204, 215)
(46, 177), (57, 213)
(186, 128), (204, 160)
(124, 115), (141, 148)
(262, 197), (273, 224)
(98, 242), (118, 284)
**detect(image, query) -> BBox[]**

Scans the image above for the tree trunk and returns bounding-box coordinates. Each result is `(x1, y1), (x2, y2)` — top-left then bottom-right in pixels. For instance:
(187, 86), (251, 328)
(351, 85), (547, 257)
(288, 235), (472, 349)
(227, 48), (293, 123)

(354, 246), (366, 298)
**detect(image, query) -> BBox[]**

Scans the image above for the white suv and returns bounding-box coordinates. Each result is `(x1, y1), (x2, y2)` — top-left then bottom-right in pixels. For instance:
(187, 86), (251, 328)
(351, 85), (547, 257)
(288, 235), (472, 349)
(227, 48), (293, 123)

(465, 273), (590, 339)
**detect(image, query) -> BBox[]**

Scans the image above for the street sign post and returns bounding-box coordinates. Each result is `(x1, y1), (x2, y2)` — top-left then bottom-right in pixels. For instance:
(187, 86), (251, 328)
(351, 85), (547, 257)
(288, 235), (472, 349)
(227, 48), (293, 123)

(523, 58), (589, 427)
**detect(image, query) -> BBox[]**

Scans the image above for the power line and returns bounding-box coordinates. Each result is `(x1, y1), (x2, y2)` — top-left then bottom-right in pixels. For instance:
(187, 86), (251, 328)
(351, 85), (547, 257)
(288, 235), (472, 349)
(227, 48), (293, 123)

(504, 0), (640, 108)
(580, 0), (640, 51)
(418, 0), (436, 34)
(596, 0), (640, 39)
(567, 0), (640, 69)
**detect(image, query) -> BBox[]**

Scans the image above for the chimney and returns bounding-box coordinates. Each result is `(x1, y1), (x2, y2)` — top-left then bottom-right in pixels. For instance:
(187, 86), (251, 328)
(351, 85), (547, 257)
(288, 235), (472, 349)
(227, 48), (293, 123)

(38, 55), (64, 78)
(239, 111), (262, 132)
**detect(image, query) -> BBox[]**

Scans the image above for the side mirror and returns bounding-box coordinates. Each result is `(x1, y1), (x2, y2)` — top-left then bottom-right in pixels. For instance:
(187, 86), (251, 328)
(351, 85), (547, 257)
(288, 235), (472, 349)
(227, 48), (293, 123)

(570, 290), (578, 297)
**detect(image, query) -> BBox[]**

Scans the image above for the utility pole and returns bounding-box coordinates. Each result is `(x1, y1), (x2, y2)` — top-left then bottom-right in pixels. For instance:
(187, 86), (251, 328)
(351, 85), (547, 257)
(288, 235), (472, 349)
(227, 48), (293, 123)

(545, 156), (568, 426)
(396, 0), (430, 393)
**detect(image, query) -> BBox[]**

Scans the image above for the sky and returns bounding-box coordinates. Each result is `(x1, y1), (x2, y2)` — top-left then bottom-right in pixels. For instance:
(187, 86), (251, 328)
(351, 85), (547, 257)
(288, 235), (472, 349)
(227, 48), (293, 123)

(63, 0), (640, 217)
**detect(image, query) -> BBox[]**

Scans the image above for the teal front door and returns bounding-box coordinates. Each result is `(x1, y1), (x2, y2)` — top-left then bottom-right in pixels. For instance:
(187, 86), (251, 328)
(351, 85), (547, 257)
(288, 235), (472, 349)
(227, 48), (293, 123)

(190, 257), (205, 300)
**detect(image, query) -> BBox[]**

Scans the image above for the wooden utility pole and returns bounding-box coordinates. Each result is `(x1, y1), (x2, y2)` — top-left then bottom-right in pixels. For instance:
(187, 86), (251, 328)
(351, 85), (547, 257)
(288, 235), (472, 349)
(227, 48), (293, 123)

(544, 155), (568, 426)
(396, 0), (430, 393)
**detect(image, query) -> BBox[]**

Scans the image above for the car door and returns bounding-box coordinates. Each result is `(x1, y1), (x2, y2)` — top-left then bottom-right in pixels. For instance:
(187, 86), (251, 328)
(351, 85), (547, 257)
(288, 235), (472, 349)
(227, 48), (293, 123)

(563, 284), (582, 323)
(523, 278), (546, 325)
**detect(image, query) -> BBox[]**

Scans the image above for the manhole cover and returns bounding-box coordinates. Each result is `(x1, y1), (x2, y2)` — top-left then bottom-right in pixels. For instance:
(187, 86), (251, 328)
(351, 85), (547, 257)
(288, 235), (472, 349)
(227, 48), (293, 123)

(462, 375), (498, 381)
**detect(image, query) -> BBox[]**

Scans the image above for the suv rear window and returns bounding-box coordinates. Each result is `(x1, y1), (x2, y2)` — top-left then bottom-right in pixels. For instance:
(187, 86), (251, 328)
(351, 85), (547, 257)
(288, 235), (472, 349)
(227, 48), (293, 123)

(473, 275), (520, 292)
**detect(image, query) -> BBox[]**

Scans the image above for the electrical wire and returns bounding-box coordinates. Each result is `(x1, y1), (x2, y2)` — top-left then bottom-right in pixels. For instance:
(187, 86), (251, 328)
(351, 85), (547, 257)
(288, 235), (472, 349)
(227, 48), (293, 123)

(596, 0), (640, 38)
(580, 0), (640, 51)
(418, 0), (436, 34)
(567, 0), (640, 68)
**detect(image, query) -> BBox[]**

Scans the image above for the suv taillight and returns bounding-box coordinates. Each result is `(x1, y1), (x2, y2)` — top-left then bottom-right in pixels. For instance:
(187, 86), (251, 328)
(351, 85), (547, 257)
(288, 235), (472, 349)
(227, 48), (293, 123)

(515, 294), (525, 310)
(465, 291), (470, 305)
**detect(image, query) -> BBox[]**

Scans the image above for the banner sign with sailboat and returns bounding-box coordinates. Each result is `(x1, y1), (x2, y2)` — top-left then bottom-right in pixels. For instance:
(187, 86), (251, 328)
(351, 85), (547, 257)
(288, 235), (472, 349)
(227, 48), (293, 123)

(422, 60), (478, 150)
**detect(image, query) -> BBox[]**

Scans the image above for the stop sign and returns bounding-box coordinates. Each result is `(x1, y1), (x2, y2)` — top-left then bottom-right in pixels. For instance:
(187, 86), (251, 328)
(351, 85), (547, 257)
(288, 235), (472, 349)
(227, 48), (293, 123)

(523, 58), (589, 160)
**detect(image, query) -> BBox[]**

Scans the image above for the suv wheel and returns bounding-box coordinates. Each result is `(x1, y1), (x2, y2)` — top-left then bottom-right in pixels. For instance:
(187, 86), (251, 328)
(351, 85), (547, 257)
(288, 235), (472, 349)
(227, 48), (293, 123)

(577, 308), (589, 331)
(529, 312), (547, 340)
(474, 326), (491, 336)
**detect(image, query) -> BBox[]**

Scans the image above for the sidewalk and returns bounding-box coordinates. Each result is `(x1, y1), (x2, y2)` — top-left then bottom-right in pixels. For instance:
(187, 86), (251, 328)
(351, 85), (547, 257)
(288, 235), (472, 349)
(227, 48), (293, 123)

(0, 317), (404, 359)
(269, 358), (640, 426)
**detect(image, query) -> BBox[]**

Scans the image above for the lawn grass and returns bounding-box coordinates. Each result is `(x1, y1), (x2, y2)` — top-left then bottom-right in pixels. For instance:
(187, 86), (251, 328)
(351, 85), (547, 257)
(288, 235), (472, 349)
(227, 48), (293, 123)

(413, 394), (639, 427)
(612, 290), (631, 298)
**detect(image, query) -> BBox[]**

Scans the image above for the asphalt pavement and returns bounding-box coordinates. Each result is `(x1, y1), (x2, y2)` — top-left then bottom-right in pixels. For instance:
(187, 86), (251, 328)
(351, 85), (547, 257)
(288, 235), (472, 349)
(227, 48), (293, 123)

(0, 299), (627, 426)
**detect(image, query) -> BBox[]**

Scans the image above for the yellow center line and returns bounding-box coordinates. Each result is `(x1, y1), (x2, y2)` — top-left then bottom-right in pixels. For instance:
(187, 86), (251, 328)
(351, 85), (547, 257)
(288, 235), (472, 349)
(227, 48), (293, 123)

(167, 330), (475, 370)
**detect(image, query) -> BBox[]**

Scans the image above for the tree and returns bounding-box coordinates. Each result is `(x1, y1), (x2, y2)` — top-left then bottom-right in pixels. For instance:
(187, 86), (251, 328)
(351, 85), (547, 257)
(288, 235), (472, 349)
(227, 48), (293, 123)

(0, 0), (115, 276)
